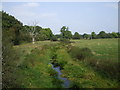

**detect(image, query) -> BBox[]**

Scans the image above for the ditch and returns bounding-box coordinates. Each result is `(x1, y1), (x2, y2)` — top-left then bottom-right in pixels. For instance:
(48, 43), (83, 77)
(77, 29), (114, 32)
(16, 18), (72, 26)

(50, 63), (71, 88)
(50, 46), (71, 88)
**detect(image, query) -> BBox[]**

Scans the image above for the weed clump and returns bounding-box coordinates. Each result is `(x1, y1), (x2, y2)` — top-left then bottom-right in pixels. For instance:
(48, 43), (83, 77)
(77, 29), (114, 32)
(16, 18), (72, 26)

(87, 58), (119, 80)
(51, 35), (58, 41)
(68, 46), (93, 60)
(68, 46), (119, 80)
(60, 38), (71, 44)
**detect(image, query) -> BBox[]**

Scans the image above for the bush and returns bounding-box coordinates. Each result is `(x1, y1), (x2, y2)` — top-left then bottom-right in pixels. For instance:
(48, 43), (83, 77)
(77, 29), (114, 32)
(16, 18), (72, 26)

(51, 35), (58, 41)
(68, 46), (119, 80)
(87, 58), (119, 80)
(60, 38), (71, 43)
(68, 46), (93, 60)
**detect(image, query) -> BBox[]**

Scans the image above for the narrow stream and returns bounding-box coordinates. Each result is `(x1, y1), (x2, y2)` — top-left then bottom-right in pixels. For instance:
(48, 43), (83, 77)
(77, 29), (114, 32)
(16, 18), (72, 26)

(50, 63), (70, 88)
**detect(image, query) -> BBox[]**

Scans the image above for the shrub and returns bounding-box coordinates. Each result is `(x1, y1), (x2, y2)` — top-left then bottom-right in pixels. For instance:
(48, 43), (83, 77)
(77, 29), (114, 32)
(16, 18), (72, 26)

(60, 38), (71, 44)
(68, 46), (93, 60)
(86, 58), (119, 80)
(51, 35), (58, 41)
(68, 46), (119, 80)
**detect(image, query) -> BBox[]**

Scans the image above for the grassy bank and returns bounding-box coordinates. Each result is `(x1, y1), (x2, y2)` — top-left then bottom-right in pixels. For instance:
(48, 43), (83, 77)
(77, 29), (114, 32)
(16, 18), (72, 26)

(54, 46), (118, 88)
(8, 38), (119, 88)
(71, 39), (118, 62)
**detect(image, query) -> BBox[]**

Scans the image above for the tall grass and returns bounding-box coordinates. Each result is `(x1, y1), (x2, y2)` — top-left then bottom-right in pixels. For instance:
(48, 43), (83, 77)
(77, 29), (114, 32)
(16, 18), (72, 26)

(86, 58), (119, 80)
(12, 45), (63, 88)
(67, 45), (119, 80)
(68, 46), (93, 60)
(10, 39), (119, 88)
(71, 39), (118, 61)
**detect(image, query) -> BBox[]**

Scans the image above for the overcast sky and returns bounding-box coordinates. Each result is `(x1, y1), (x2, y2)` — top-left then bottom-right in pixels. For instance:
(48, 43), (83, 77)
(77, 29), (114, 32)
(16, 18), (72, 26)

(2, 2), (118, 34)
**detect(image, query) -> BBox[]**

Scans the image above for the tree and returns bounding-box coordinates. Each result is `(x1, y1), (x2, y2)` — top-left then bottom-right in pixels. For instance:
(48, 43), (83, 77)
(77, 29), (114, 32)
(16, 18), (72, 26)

(97, 31), (107, 38)
(91, 32), (96, 39)
(73, 32), (80, 39)
(83, 33), (90, 39)
(23, 21), (40, 44)
(30, 21), (39, 44)
(65, 30), (72, 39)
(111, 32), (118, 38)
(44, 28), (53, 40)
(2, 11), (23, 88)
(23, 26), (53, 41)
(117, 32), (120, 38)
(60, 26), (72, 39)
(107, 33), (114, 38)
(39, 28), (53, 40)
(2, 11), (23, 45)
(51, 35), (58, 41)
(55, 34), (61, 39)
(20, 25), (32, 43)
(60, 26), (66, 38)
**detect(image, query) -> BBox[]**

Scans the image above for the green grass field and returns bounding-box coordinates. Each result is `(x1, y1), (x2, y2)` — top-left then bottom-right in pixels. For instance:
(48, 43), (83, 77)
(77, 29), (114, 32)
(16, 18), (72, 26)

(12, 38), (119, 88)
(71, 39), (118, 62)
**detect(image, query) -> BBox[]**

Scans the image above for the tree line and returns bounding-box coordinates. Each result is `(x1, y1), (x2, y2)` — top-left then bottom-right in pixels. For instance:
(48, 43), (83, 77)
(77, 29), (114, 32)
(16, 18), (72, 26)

(2, 11), (120, 46)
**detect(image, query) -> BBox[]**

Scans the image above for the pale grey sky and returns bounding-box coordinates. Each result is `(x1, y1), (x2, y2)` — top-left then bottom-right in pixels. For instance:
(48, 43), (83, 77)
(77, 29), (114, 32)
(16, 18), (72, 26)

(2, 2), (118, 34)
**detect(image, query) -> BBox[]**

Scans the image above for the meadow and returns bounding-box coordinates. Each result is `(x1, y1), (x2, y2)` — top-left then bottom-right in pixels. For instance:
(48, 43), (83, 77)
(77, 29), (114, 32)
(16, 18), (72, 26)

(71, 39), (118, 61)
(11, 38), (119, 88)
(2, 9), (119, 89)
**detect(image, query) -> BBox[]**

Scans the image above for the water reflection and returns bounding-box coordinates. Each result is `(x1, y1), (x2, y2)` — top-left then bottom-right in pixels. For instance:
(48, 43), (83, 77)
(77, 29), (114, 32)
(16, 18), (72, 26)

(50, 63), (70, 88)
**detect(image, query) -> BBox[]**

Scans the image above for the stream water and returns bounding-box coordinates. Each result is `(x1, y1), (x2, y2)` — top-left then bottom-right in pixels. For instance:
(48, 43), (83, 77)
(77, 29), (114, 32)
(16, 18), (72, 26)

(50, 63), (70, 88)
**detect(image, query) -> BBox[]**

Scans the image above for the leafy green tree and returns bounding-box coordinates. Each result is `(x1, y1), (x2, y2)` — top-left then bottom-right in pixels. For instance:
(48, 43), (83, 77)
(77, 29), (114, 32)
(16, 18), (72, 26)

(2, 11), (23, 45)
(117, 32), (120, 38)
(39, 28), (53, 40)
(65, 30), (72, 39)
(60, 26), (66, 38)
(79, 34), (83, 39)
(51, 35), (58, 41)
(23, 24), (43, 43)
(55, 34), (61, 39)
(20, 25), (32, 43)
(97, 31), (108, 38)
(73, 32), (80, 39)
(60, 26), (72, 39)
(44, 28), (53, 40)
(83, 33), (90, 39)
(111, 32), (118, 38)
(106, 33), (114, 38)
(91, 32), (96, 39)
(2, 11), (22, 88)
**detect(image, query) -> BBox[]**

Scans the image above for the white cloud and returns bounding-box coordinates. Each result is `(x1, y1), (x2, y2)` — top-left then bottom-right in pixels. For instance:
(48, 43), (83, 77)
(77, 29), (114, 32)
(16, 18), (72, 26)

(5, 3), (58, 25)
(23, 3), (40, 7)
(4, 3), (38, 24)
